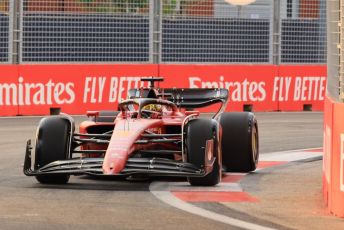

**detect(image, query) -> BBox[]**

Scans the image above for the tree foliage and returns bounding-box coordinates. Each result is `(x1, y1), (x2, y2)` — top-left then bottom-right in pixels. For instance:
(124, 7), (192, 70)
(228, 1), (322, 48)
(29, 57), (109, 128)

(76, 0), (185, 15)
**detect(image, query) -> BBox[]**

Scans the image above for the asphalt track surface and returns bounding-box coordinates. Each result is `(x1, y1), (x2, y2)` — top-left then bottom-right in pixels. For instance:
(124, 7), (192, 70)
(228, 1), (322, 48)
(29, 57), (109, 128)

(0, 112), (338, 230)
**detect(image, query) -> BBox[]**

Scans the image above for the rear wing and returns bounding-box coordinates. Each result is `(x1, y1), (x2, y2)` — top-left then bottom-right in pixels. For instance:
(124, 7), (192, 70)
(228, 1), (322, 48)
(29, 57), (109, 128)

(128, 88), (229, 109)
(162, 88), (228, 109)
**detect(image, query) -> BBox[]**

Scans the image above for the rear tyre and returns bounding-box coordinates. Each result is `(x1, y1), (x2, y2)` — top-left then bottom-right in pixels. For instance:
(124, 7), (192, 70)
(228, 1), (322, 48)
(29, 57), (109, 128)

(185, 119), (221, 186)
(34, 116), (74, 184)
(219, 112), (259, 172)
(91, 111), (119, 122)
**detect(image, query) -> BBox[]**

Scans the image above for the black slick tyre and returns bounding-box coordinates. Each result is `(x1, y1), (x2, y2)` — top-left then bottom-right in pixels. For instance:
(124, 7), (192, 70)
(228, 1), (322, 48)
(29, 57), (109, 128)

(185, 119), (221, 186)
(34, 116), (73, 184)
(219, 112), (259, 172)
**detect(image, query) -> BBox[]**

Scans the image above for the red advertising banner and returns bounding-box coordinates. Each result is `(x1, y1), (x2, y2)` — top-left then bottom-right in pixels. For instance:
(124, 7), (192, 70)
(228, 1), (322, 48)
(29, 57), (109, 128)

(0, 65), (19, 116)
(278, 65), (327, 111)
(0, 64), (326, 116)
(16, 64), (157, 115)
(323, 96), (333, 207)
(324, 95), (344, 217)
(160, 65), (279, 111)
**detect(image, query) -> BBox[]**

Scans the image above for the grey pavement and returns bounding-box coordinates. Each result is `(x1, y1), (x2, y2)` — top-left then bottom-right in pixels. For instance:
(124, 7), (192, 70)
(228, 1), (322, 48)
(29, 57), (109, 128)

(0, 112), (338, 230)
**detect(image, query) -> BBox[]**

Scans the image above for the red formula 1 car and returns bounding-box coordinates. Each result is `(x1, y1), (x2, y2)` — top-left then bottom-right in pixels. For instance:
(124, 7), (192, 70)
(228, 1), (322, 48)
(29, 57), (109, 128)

(24, 78), (259, 186)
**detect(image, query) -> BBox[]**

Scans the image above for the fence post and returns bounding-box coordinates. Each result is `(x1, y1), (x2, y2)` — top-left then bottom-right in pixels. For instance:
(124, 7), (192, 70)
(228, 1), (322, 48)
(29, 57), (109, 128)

(9, 0), (20, 64)
(8, 0), (14, 64)
(150, 0), (162, 64)
(272, 0), (281, 65)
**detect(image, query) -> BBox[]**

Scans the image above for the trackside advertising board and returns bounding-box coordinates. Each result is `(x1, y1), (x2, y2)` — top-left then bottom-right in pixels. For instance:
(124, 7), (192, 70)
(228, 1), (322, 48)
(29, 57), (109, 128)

(324, 96), (344, 217)
(0, 64), (326, 116)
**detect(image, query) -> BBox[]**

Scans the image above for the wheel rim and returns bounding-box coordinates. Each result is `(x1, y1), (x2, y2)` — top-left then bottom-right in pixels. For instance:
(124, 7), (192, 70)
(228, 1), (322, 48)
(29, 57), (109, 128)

(251, 125), (258, 163)
(212, 128), (221, 180)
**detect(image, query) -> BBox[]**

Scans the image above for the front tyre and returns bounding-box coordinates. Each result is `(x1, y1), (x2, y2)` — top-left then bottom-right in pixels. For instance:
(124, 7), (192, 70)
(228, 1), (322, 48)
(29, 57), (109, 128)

(219, 112), (259, 172)
(34, 116), (74, 184)
(185, 119), (221, 186)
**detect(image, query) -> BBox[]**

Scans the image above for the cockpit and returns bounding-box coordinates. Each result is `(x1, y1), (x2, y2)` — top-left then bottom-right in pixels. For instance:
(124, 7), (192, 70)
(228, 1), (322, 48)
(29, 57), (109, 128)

(118, 98), (177, 119)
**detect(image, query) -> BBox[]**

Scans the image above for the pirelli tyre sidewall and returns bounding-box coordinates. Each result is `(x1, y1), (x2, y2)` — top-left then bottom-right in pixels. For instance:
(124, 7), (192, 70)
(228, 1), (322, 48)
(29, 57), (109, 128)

(34, 116), (74, 184)
(219, 112), (259, 172)
(185, 118), (221, 186)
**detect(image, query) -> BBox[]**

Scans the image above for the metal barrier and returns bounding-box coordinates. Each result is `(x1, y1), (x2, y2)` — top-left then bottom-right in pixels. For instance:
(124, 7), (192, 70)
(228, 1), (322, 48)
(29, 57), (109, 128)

(280, 0), (326, 64)
(20, 0), (150, 63)
(161, 0), (272, 63)
(0, 0), (10, 64)
(0, 0), (328, 64)
(327, 0), (341, 101)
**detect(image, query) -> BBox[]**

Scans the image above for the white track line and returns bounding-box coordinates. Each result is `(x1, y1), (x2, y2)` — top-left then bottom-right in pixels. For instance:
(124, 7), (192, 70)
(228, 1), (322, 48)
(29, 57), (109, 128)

(265, 147), (322, 153)
(260, 150), (322, 162)
(149, 149), (323, 229)
(149, 181), (276, 230)
(165, 182), (243, 192)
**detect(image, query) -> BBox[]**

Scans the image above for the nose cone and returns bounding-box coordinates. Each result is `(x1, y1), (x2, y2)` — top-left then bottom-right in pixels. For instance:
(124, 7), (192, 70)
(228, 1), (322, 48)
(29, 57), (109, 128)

(103, 150), (129, 174)
(102, 118), (163, 175)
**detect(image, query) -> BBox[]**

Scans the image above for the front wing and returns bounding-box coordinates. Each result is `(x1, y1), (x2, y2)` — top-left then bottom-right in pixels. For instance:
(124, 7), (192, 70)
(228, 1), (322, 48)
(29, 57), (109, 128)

(24, 140), (215, 178)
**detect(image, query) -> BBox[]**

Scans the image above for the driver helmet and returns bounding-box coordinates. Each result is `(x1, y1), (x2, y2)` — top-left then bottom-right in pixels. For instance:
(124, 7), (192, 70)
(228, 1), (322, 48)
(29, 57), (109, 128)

(142, 104), (162, 112)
